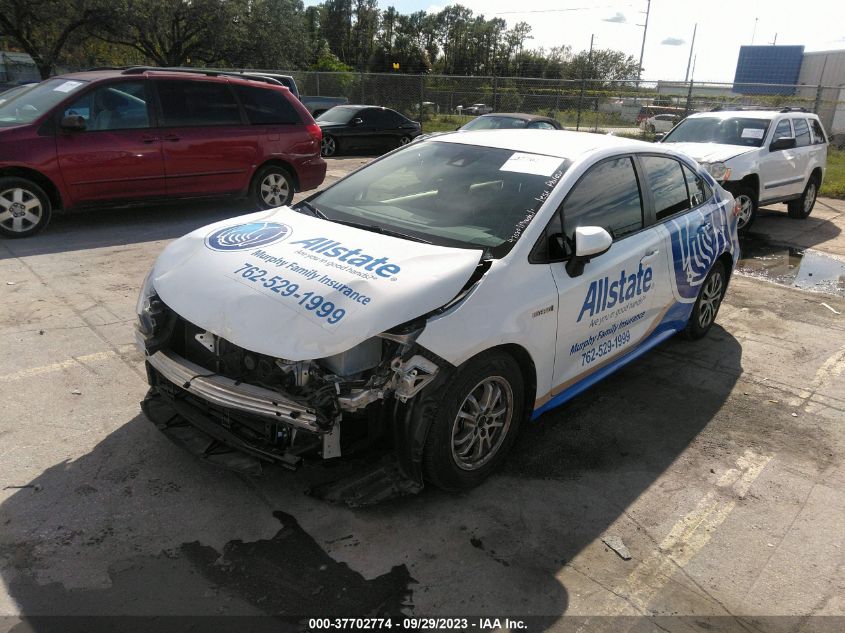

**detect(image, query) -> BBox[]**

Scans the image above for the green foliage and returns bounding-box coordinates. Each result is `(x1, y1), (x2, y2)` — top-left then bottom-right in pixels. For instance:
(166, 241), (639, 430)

(820, 148), (845, 199)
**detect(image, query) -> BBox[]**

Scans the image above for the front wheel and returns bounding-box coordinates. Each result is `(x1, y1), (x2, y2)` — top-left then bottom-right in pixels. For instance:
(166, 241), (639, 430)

(252, 165), (295, 209)
(422, 351), (524, 491)
(398, 135), (412, 147)
(732, 186), (757, 233)
(0, 177), (52, 238)
(321, 135), (337, 157)
(787, 177), (819, 219)
(684, 261), (726, 340)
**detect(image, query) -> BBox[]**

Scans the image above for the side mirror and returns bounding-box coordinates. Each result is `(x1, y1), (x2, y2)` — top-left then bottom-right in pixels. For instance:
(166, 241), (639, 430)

(566, 226), (612, 278)
(60, 114), (86, 131)
(769, 137), (796, 152)
(351, 117), (363, 126)
(653, 132), (665, 142)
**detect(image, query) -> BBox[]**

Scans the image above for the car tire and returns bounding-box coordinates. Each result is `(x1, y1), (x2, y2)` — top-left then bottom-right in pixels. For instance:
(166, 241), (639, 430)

(252, 164), (295, 209)
(683, 260), (727, 340)
(0, 177), (52, 238)
(422, 350), (524, 491)
(732, 186), (757, 233)
(398, 135), (412, 147)
(321, 134), (337, 157)
(787, 176), (819, 219)
(648, 124), (656, 133)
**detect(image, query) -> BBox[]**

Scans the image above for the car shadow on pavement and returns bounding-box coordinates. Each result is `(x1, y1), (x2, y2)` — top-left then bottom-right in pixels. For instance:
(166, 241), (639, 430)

(752, 204), (842, 249)
(0, 199), (257, 260)
(0, 327), (742, 630)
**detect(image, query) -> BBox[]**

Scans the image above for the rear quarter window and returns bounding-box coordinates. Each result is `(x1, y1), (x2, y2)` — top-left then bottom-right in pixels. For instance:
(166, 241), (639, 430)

(235, 85), (301, 125)
(157, 80), (241, 127)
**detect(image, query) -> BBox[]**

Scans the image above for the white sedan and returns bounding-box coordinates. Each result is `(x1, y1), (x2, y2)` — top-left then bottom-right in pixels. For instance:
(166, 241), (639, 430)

(641, 113), (680, 133)
(136, 130), (741, 493)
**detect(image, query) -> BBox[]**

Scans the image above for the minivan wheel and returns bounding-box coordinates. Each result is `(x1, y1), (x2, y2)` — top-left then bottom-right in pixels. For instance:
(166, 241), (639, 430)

(733, 186), (757, 232)
(252, 165), (294, 209)
(684, 261), (726, 340)
(422, 351), (524, 491)
(321, 135), (337, 157)
(0, 177), (52, 238)
(787, 177), (819, 219)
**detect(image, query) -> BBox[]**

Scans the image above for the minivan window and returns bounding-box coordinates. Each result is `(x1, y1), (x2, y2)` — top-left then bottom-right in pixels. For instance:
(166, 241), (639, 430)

(235, 85), (300, 125)
(0, 78), (88, 127)
(792, 118), (810, 147)
(640, 156), (691, 221)
(157, 80), (241, 127)
(563, 157), (643, 240)
(64, 81), (150, 131)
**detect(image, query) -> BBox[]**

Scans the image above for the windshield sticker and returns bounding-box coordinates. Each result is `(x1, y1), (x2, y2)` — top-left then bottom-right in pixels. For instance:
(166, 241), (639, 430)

(740, 128), (765, 140)
(53, 81), (83, 93)
(500, 152), (564, 177)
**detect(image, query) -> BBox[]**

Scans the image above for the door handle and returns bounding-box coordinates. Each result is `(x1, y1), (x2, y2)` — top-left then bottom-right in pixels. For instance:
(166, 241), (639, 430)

(641, 249), (660, 263)
(140, 135), (159, 144)
(162, 134), (181, 142)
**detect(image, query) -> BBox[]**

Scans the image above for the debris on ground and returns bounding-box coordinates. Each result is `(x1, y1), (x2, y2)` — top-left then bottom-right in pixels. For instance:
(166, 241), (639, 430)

(792, 412), (799, 417)
(602, 535), (632, 560)
(820, 302), (841, 315)
(4, 484), (41, 491)
(70, 389), (82, 395)
(6, 282), (15, 286)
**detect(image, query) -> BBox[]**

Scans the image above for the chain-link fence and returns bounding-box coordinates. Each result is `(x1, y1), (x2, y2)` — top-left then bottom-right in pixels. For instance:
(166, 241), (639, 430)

(229, 69), (843, 144)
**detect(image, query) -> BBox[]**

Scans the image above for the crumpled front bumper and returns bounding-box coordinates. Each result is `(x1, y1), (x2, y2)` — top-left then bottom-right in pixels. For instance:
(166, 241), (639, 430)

(146, 349), (324, 433)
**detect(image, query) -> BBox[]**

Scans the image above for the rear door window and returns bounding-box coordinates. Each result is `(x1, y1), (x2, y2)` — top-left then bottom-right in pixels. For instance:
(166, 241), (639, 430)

(157, 80), (242, 127)
(682, 164), (711, 208)
(563, 156), (644, 240)
(235, 85), (300, 125)
(810, 119), (827, 144)
(639, 155), (691, 220)
(792, 118), (811, 147)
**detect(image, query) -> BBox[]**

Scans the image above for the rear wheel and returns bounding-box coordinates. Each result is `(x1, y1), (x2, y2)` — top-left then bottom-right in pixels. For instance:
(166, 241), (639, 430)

(684, 261), (726, 340)
(787, 177), (819, 219)
(732, 186), (757, 233)
(321, 134), (337, 157)
(422, 351), (524, 491)
(398, 135), (412, 147)
(0, 177), (52, 238)
(251, 165), (294, 209)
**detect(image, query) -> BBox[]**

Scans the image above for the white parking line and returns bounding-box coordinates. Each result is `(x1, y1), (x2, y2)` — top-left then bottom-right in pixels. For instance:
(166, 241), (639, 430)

(0, 345), (137, 383)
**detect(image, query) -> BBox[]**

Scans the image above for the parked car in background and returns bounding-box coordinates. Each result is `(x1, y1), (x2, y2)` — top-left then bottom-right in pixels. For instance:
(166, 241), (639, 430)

(301, 95), (349, 117)
(316, 105), (421, 156)
(240, 72), (299, 100)
(660, 108), (828, 231)
(636, 105), (687, 125)
(460, 113), (562, 131)
(0, 68), (325, 238)
(462, 103), (493, 115)
(641, 113), (679, 133)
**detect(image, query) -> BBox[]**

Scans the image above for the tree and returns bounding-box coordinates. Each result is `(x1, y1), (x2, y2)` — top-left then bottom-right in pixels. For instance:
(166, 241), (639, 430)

(94, 0), (245, 68)
(0, 0), (103, 78)
(565, 48), (640, 84)
(228, 0), (311, 70)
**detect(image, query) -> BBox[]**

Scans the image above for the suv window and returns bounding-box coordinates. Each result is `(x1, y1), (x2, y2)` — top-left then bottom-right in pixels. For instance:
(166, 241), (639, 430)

(64, 81), (150, 131)
(563, 157), (643, 240)
(157, 80), (241, 127)
(810, 119), (827, 144)
(772, 119), (793, 142)
(640, 156), (691, 220)
(234, 85), (300, 125)
(792, 118), (811, 147)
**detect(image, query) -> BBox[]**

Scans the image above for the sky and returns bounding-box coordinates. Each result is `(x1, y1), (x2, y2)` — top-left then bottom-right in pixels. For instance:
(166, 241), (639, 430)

(306, 0), (845, 82)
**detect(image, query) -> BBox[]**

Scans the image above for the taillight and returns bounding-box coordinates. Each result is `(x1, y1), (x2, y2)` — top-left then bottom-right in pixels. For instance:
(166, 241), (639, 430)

(306, 123), (322, 144)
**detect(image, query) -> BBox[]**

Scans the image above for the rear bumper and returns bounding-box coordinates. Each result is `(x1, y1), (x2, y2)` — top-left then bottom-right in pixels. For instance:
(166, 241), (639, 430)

(296, 156), (327, 191)
(146, 349), (324, 433)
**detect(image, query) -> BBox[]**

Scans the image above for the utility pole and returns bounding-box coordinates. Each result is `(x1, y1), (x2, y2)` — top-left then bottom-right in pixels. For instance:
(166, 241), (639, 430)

(771, 33), (778, 45)
(751, 17), (758, 44)
(576, 34), (594, 131)
(684, 23), (697, 83)
(637, 0), (651, 83)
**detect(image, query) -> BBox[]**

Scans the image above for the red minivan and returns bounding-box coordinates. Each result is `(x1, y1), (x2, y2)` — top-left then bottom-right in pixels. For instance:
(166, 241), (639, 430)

(0, 68), (326, 237)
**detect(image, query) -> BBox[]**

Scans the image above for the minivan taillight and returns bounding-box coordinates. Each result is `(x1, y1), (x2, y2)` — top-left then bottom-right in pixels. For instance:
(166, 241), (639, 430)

(306, 123), (322, 144)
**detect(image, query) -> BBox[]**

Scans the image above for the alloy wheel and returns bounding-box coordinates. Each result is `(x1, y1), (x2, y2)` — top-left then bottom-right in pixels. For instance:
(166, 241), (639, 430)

(698, 271), (724, 329)
(451, 376), (514, 471)
(0, 187), (42, 234)
(736, 194), (754, 229)
(803, 182), (817, 215)
(259, 173), (290, 207)
(321, 136), (336, 157)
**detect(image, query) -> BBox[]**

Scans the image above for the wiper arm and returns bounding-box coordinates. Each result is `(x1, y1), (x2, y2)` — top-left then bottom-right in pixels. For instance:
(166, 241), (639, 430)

(331, 219), (432, 244)
(295, 200), (328, 220)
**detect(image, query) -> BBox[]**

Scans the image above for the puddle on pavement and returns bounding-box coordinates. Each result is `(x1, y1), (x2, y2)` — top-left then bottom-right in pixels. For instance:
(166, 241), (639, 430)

(737, 236), (845, 297)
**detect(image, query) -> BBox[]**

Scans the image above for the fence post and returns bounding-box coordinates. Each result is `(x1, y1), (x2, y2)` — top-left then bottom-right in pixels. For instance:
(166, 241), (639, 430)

(814, 84), (823, 114)
(420, 74), (425, 123)
(315, 72), (320, 97)
(492, 76), (498, 111)
(576, 79), (585, 131)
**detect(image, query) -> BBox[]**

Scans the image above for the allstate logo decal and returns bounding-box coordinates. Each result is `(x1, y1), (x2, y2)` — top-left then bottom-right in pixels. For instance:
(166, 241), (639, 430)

(668, 206), (731, 300)
(205, 222), (291, 251)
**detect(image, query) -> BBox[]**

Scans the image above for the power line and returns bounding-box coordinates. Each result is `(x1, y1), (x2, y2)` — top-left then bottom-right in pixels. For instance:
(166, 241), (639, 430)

(494, 4), (633, 15)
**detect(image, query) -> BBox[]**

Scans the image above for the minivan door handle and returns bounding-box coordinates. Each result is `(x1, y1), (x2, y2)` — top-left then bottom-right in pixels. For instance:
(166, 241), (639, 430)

(140, 134), (159, 144)
(162, 134), (181, 142)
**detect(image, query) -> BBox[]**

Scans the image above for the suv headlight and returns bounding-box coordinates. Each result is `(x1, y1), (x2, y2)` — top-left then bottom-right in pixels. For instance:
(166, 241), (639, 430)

(702, 162), (731, 182)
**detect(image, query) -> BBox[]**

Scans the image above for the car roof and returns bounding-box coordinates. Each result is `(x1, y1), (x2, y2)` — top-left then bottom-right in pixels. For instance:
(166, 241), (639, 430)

(431, 129), (651, 160)
(477, 113), (555, 122)
(52, 69), (290, 90)
(686, 109), (819, 121)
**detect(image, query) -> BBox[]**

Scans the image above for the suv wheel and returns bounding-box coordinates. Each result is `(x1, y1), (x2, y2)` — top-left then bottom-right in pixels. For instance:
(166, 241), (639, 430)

(422, 350), (524, 491)
(684, 261), (726, 340)
(787, 177), (819, 219)
(0, 177), (52, 238)
(252, 165), (295, 209)
(732, 186), (757, 233)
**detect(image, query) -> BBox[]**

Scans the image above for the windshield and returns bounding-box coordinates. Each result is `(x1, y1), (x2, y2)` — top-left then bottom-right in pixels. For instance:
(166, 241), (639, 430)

(306, 140), (569, 258)
(0, 84), (34, 107)
(462, 116), (528, 131)
(0, 78), (88, 127)
(316, 107), (359, 124)
(662, 117), (771, 147)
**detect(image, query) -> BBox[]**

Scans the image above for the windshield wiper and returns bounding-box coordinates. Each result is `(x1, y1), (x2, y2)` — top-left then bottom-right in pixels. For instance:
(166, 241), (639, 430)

(331, 219), (432, 244)
(295, 200), (328, 220)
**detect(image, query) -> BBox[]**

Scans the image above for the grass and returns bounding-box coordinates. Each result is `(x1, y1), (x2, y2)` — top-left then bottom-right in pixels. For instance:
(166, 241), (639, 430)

(820, 147), (845, 199)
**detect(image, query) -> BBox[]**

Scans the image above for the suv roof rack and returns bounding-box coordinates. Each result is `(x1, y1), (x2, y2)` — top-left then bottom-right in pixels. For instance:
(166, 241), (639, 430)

(710, 105), (777, 112)
(779, 106), (809, 113)
(119, 66), (284, 86)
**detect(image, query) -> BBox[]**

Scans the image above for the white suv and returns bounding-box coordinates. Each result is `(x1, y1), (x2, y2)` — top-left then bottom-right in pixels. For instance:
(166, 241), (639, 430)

(660, 108), (828, 231)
